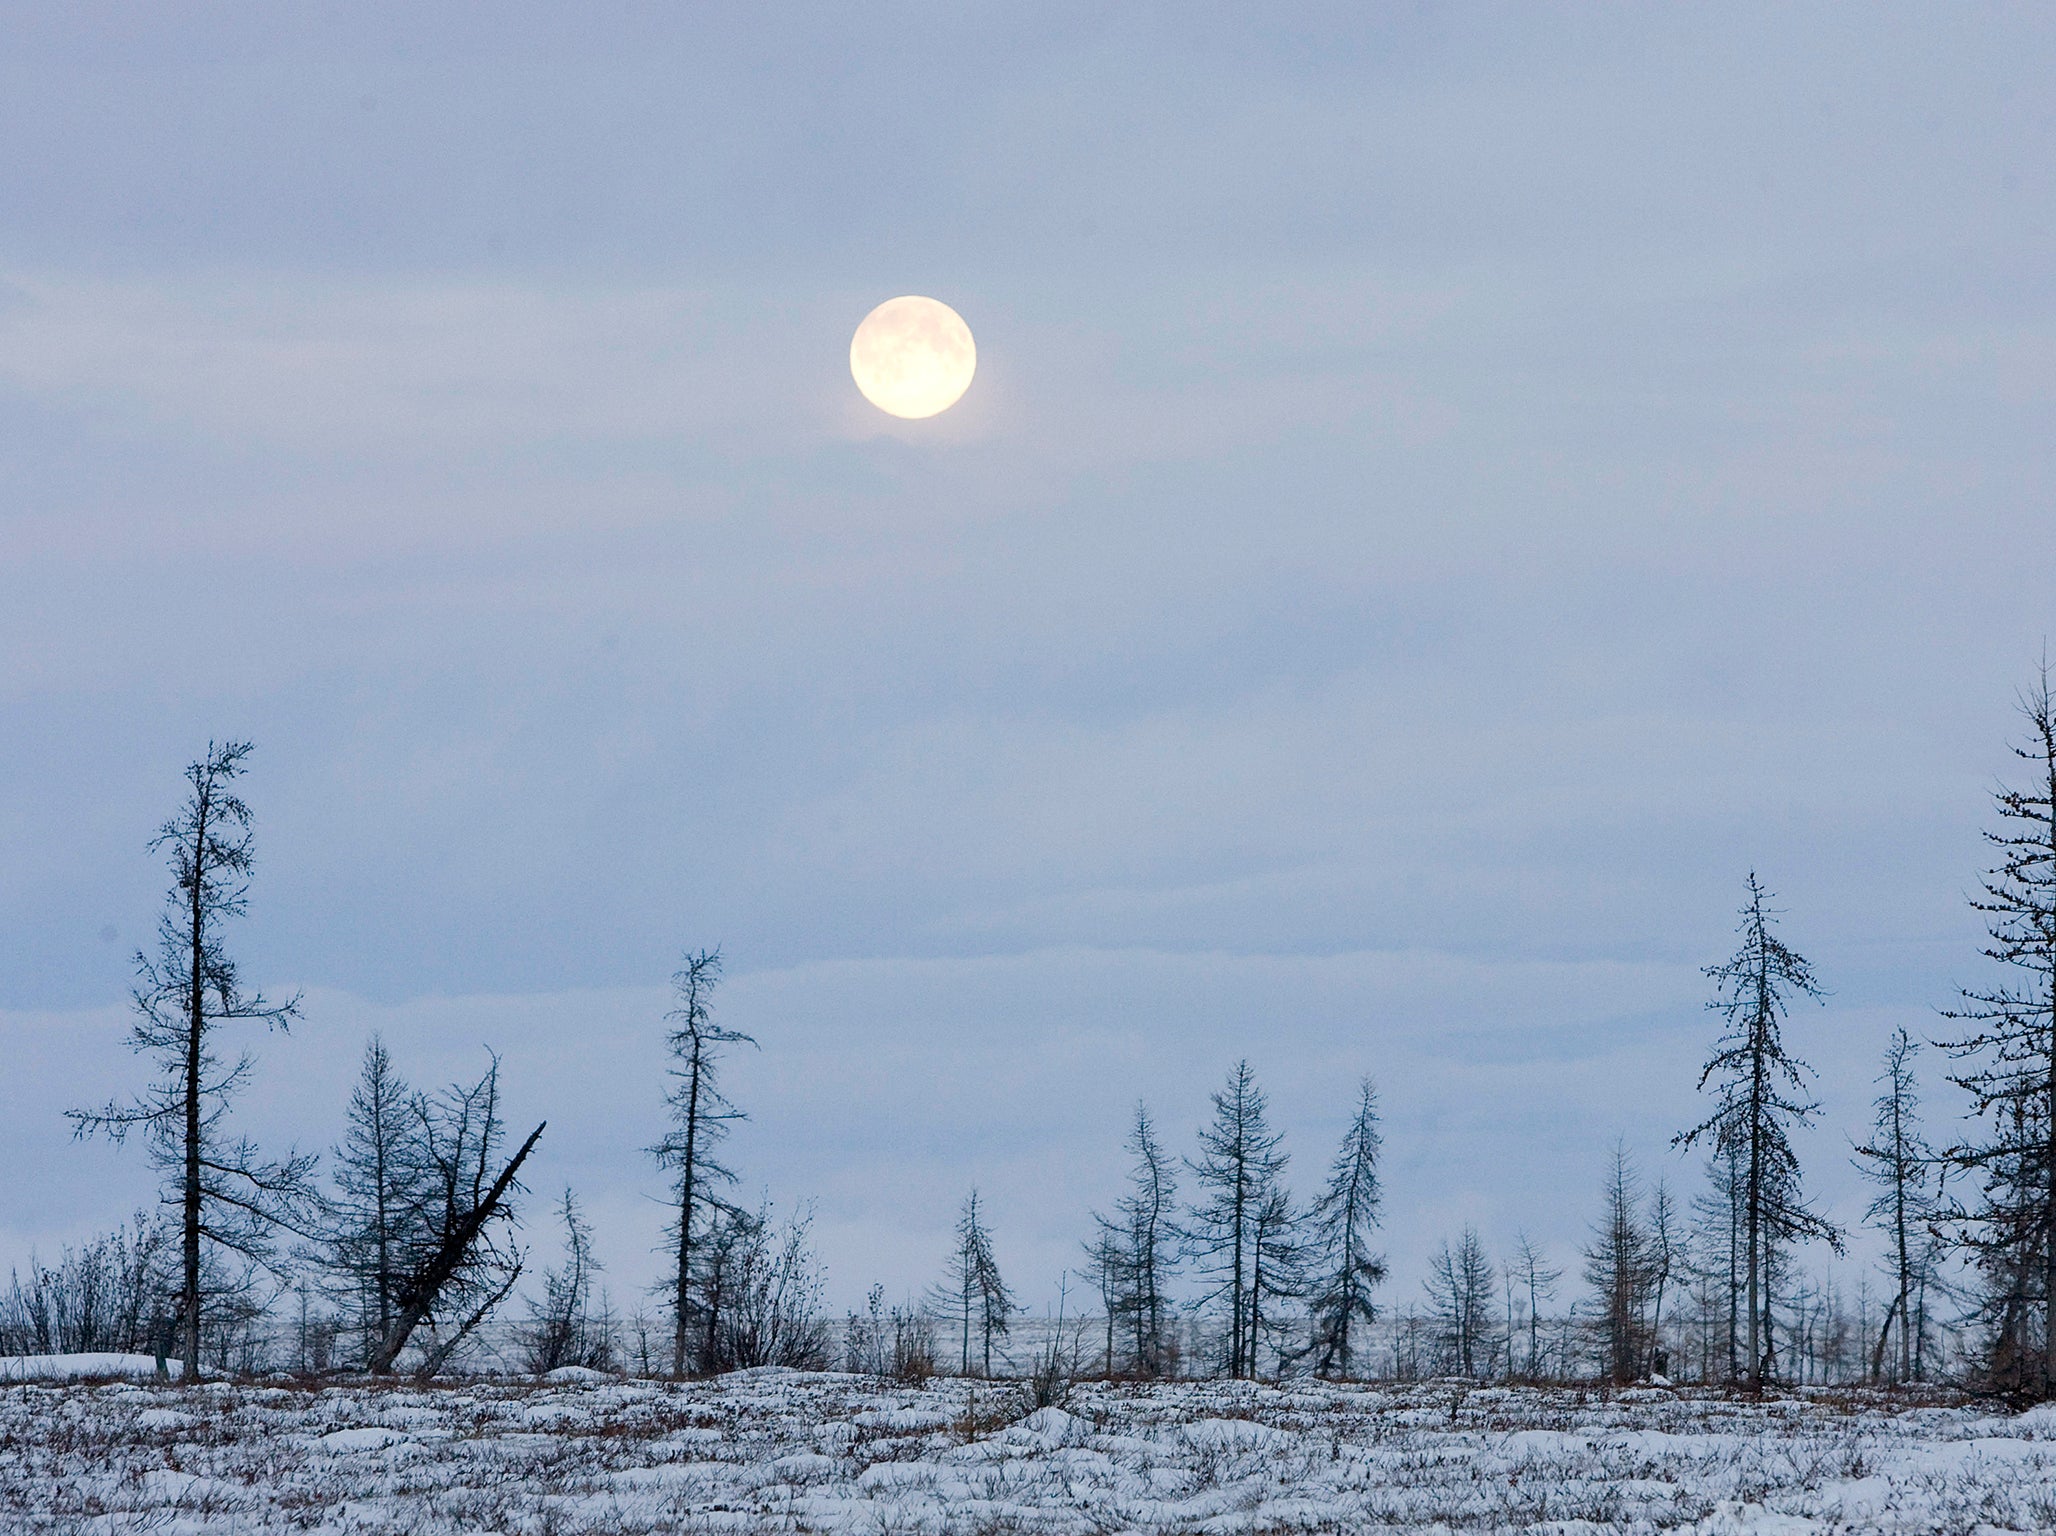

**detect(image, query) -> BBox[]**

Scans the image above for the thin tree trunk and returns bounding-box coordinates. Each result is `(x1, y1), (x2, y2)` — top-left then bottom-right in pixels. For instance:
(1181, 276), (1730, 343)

(671, 1050), (702, 1376)
(1230, 1163), (1247, 1378)
(1870, 1291), (1902, 1383)
(2046, 901), (2056, 1394)
(181, 788), (211, 1382)
(1747, 957), (1768, 1393)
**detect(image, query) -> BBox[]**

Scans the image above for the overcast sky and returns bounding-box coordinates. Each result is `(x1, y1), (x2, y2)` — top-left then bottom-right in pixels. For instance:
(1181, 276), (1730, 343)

(4, 5), (2054, 1315)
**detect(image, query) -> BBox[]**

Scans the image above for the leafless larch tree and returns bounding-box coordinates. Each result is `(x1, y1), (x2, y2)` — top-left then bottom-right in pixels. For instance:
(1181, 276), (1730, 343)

(1852, 1026), (1942, 1383)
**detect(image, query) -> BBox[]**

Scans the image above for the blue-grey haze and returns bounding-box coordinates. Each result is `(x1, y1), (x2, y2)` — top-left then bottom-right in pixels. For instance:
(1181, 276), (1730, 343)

(2, 4), (2052, 1311)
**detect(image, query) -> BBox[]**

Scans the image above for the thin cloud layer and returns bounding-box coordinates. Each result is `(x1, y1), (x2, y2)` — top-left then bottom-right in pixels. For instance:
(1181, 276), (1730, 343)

(1, 6), (2051, 1305)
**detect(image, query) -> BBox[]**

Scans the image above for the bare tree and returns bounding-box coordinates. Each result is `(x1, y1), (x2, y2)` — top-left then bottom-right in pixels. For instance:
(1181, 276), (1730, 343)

(1424, 1226), (1497, 1379)
(1675, 873), (1844, 1390)
(69, 742), (315, 1382)
(1088, 1102), (1179, 1376)
(1938, 666), (2056, 1399)
(1183, 1060), (1289, 1379)
(365, 1055), (543, 1376)
(1081, 1226), (1121, 1375)
(706, 1201), (832, 1371)
(648, 949), (755, 1376)
(938, 1190), (1015, 1376)
(1, 1213), (173, 1359)
(522, 1187), (614, 1373)
(1247, 1182), (1306, 1375)
(1690, 1140), (1748, 1381)
(1508, 1232), (1561, 1379)
(1646, 1177), (1682, 1377)
(1853, 1027), (1942, 1382)
(1305, 1078), (1387, 1378)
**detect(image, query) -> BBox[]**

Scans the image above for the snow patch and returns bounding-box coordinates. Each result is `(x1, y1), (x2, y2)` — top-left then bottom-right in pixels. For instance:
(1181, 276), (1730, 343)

(317, 1426), (408, 1451)
(543, 1364), (613, 1383)
(0, 1353), (180, 1382)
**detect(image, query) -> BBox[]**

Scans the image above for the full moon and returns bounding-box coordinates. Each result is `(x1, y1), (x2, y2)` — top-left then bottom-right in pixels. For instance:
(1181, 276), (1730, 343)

(849, 296), (976, 419)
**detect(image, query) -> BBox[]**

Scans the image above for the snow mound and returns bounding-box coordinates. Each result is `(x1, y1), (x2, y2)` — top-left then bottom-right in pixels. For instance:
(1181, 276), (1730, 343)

(543, 1365), (613, 1383)
(2010, 1401), (2056, 1434)
(997, 1406), (1088, 1449)
(317, 1426), (408, 1452)
(1181, 1415), (1297, 1449)
(0, 1354), (178, 1382)
(1687, 1502), (1827, 1534)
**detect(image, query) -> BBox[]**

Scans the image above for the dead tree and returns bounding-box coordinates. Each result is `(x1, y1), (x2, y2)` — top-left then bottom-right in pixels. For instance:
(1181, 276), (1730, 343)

(1425, 1226), (1498, 1378)
(647, 949), (754, 1375)
(1508, 1232), (1562, 1379)
(365, 1056), (542, 1376)
(69, 742), (314, 1382)
(1087, 1102), (1179, 1376)
(521, 1187), (613, 1372)
(1853, 1026), (1940, 1382)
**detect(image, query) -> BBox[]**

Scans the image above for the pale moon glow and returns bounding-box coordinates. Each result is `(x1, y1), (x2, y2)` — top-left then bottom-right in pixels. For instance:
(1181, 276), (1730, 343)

(850, 296), (976, 418)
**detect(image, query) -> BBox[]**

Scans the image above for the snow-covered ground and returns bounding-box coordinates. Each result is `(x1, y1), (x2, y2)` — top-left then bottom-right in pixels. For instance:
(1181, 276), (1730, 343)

(0, 1350), (176, 1382)
(4, 1368), (2055, 1533)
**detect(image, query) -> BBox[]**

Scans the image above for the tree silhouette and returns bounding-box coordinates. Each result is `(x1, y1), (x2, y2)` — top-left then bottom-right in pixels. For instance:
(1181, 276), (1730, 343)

(1676, 873), (1844, 1390)
(69, 742), (314, 1382)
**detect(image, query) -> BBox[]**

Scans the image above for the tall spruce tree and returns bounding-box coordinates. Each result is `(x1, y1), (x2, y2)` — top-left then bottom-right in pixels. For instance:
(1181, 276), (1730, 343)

(69, 742), (314, 1382)
(1938, 668), (2056, 1397)
(1675, 873), (1844, 1390)
(648, 949), (754, 1375)
(1853, 1027), (1941, 1382)
(1183, 1060), (1290, 1379)
(1305, 1078), (1387, 1378)
(326, 1035), (425, 1365)
(1583, 1145), (1652, 1384)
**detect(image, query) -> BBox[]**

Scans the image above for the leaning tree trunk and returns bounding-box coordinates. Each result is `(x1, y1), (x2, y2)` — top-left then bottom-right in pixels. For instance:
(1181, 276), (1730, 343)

(366, 1122), (544, 1375)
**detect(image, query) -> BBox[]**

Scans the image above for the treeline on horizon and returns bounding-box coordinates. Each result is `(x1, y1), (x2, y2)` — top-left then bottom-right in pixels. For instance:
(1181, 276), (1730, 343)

(5, 666), (2055, 1403)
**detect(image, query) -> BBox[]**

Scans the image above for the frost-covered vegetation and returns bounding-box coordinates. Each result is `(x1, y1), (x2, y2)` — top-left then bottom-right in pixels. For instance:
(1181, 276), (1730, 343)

(5, 1369), (2056, 1535)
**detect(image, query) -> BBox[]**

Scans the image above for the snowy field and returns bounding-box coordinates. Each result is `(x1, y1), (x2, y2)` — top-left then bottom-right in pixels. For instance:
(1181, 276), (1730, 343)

(5, 1368), (2056, 1534)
